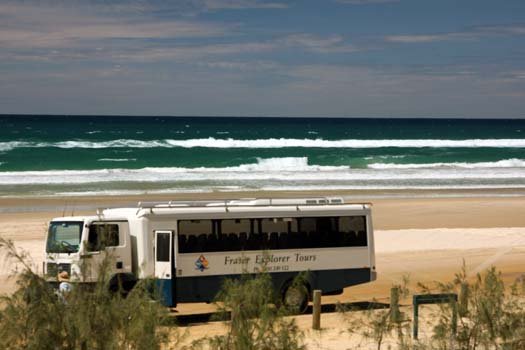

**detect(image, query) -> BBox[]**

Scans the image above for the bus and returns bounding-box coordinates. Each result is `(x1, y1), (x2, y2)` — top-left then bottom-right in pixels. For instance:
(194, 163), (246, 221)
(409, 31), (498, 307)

(44, 197), (376, 311)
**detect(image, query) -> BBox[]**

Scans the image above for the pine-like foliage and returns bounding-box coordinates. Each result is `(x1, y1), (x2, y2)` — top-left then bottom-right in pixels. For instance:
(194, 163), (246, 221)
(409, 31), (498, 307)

(0, 238), (176, 350)
(198, 272), (305, 350)
(427, 266), (525, 350)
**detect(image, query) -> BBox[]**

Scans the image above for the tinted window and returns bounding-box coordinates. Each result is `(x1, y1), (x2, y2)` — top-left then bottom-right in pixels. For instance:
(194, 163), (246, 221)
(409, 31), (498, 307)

(222, 219), (251, 234)
(87, 224), (119, 251)
(156, 232), (171, 262)
(179, 220), (213, 235)
(339, 216), (366, 232)
(261, 218), (295, 234)
(177, 216), (368, 253)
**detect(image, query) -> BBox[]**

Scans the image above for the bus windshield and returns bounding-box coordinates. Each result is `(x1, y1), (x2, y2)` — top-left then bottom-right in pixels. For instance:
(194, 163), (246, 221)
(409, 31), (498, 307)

(46, 221), (83, 253)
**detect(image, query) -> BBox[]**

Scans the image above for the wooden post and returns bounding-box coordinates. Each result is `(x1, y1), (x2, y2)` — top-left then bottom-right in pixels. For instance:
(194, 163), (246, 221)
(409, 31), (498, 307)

(390, 287), (400, 323)
(312, 290), (322, 330)
(231, 309), (235, 321)
(451, 299), (458, 336)
(458, 282), (469, 317)
(413, 298), (419, 340)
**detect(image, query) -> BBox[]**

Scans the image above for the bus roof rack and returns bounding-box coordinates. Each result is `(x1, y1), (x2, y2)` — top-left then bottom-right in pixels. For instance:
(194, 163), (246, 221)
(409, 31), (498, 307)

(137, 197), (349, 210)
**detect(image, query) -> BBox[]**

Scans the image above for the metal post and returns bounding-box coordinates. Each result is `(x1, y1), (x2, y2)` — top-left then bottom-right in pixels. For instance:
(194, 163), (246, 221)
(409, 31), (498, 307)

(312, 290), (322, 330)
(412, 293), (458, 340)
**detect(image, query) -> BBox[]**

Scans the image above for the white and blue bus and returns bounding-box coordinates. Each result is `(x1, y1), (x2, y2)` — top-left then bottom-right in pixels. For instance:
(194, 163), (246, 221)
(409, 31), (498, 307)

(44, 197), (376, 311)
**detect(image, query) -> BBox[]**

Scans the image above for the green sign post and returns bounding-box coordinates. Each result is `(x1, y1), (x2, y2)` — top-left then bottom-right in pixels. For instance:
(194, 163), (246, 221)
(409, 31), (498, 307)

(412, 293), (458, 340)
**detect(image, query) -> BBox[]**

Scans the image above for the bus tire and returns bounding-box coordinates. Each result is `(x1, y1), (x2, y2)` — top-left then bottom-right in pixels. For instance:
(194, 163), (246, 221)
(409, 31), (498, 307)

(109, 273), (136, 296)
(282, 282), (309, 314)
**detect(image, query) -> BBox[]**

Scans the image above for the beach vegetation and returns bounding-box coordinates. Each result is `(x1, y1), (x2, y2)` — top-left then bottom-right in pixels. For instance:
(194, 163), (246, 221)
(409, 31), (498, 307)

(194, 269), (306, 350)
(339, 276), (412, 350)
(338, 267), (525, 350)
(0, 237), (179, 350)
(419, 265), (525, 350)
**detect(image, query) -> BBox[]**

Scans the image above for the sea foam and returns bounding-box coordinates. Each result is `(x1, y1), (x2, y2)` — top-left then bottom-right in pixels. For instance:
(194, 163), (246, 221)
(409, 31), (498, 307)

(1, 157), (525, 185)
(98, 158), (137, 162)
(2, 138), (525, 150)
(368, 158), (525, 169)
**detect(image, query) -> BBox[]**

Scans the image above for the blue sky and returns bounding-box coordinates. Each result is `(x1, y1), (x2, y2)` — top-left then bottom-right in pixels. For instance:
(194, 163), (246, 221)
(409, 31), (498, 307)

(1, 0), (524, 117)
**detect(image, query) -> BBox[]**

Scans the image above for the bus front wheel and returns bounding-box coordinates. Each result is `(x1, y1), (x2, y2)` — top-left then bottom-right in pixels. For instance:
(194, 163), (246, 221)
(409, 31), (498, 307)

(282, 283), (309, 314)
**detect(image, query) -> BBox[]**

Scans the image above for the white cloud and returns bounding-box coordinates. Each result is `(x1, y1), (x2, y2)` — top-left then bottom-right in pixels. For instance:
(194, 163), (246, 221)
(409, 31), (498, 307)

(335, 0), (399, 4)
(0, 2), (352, 64)
(202, 0), (288, 10)
(96, 33), (357, 63)
(385, 24), (525, 44)
(0, 3), (229, 50)
(280, 34), (358, 53)
(113, 42), (277, 62)
(200, 60), (280, 71)
(0, 3), (359, 64)
(475, 24), (525, 35)
(0, 22), (227, 49)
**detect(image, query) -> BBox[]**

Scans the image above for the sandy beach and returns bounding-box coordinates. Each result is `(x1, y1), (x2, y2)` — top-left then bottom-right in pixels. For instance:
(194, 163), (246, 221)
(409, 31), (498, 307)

(2, 192), (525, 294)
(1, 192), (525, 348)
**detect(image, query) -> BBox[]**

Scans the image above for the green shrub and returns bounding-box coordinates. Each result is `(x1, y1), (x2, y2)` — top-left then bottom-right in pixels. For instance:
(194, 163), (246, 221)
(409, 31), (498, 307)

(424, 266), (525, 350)
(197, 271), (305, 350)
(339, 276), (412, 350)
(339, 266), (525, 350)
(0, 238), (177, 350)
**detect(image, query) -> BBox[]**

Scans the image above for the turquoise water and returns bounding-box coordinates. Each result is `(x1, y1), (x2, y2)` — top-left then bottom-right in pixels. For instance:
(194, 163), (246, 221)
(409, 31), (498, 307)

(1, 115), (525, 196)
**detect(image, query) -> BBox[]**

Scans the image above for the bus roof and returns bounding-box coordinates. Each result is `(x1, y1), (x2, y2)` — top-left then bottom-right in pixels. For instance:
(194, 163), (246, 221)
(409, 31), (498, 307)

(91, 198), (371, 220)
(137, 197), (368, 209)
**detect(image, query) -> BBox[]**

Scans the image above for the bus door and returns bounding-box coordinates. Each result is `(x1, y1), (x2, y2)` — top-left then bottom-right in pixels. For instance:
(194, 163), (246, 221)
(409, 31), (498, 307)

(85, 221), (131, 283)
(154, 230), (176, 307)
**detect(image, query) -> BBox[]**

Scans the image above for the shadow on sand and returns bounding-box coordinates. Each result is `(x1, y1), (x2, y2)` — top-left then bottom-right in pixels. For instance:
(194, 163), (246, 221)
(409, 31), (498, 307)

(172, 300), (390, 326)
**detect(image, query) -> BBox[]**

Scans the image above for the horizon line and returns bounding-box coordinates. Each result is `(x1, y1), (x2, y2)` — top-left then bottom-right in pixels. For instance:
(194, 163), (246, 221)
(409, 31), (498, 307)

(1, 114), (524, 120)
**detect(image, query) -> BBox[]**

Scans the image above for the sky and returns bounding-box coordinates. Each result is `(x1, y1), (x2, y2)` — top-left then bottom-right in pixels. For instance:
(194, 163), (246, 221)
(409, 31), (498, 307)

(1, 0), (525, 118)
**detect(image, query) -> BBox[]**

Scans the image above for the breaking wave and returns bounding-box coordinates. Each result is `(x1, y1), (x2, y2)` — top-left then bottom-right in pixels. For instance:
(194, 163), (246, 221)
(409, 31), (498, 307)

(368, 158), (525, 169)
(2, 138), (525, 150)
(98, 158), (137, 162)
(1, 157), (525, 185)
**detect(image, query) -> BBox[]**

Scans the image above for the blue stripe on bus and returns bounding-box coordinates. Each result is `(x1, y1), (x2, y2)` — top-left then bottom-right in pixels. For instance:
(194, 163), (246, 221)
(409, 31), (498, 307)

(156, 279), (175, 307)
(173, 267), (372, 304)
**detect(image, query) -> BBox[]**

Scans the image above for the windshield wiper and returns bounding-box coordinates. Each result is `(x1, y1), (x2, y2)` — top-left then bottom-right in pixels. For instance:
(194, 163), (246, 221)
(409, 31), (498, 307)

(59, 241), (76, 253)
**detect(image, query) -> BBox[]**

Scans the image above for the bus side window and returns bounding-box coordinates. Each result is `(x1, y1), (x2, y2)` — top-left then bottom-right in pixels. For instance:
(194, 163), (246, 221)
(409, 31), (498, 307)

(178, 220), (214, 253)
(87, 224), (119, 252)
(178, 235), (187, 253)
(339, 216), (367, 247)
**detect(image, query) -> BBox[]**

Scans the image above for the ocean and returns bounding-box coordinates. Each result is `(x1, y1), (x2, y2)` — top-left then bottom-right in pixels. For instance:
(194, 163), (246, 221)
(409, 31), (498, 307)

(1, 115), (525, 197)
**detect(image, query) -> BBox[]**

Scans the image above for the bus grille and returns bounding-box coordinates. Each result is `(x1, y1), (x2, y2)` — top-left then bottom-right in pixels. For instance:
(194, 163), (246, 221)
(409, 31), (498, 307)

(46, 263), (71, 277)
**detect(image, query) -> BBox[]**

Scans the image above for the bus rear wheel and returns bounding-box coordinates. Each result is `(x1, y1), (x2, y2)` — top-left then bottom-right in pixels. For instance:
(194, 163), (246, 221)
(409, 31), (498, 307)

(282, 283), (309, 314)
